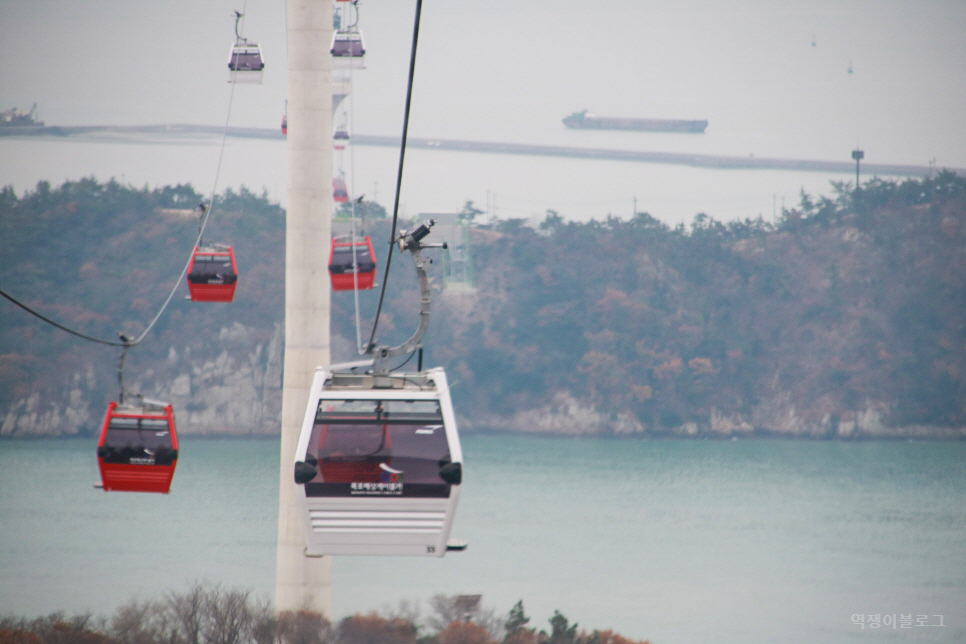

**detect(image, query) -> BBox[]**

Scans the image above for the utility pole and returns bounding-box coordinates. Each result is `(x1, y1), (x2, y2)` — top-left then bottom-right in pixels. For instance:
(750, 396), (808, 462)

(276, 0), (334, 616)
(852, 148), (864, 189)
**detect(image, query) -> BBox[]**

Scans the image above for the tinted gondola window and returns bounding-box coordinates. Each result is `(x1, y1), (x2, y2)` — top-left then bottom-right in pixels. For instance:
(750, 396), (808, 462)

(304, 399), (452, 497)
(229, 49), (265, 71)
(329, 246), (375, 273)
(101, 417), (176, 465)
(189, 254), (237, 284)
(331, 35), (364, 57)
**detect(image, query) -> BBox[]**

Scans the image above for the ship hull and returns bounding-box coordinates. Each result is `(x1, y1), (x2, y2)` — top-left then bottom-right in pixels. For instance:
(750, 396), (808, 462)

(563, 113), (707, 133)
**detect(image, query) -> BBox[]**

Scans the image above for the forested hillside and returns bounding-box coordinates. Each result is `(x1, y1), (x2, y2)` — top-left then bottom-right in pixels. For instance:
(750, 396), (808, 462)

(1, 173), (964, 438)
(433, 173), (966, 437)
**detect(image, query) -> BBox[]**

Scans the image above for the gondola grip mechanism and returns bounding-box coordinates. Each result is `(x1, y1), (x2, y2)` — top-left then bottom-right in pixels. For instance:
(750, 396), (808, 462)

(368, 220), (444, 374)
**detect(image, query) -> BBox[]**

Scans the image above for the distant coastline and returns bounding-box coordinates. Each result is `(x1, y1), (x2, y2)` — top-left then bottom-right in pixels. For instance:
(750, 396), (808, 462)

(0, 123), (955, 177)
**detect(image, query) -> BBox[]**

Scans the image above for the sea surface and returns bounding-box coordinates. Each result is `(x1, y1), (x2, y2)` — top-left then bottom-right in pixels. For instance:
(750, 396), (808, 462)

(1, 435), (964, 644)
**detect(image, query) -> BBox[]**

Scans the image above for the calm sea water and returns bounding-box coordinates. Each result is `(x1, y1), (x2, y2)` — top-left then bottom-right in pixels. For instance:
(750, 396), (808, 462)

(1, 435), (964, 644)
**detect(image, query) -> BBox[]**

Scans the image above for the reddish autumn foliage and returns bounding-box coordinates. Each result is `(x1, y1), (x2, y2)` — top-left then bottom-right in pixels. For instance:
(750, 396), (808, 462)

(0, 630), (43, 644)
(338, 613), (418, 644)
(434, 621), (497, 644)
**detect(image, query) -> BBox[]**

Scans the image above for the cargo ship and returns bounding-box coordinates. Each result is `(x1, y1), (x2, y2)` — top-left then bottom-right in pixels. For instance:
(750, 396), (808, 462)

(563, 110), (707, 134)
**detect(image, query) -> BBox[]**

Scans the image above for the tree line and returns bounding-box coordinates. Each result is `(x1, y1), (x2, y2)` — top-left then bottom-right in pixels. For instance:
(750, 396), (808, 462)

(430, 172), (966, 434)
(0, 583), (649, 644)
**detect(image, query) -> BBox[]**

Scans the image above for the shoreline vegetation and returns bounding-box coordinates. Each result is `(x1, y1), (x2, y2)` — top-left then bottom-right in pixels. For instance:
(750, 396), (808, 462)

(0, 583), (650, 644)
(1, 172), (965, 440)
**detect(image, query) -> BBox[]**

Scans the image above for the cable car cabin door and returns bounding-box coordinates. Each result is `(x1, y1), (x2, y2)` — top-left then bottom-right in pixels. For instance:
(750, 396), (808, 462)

(187, 247), (238, 302)
(294, 367), (463, 557)
(97, 402), (179, 494)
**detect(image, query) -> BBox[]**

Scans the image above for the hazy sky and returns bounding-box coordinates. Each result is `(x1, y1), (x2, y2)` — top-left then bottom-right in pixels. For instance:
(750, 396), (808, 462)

(2, 0), (965, 222)
(4, 1), (965, 148)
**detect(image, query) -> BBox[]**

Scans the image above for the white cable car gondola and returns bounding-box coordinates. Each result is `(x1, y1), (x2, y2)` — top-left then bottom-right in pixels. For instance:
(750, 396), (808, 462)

(294, 366), (462, 556)
(228, 11), (265, 83)
(330, 0), (365, 69)
(330, 31), (365, 69)
(294, 220), (465, 557)
(333, 126), (350, 150)
(228, 43), (264, 83)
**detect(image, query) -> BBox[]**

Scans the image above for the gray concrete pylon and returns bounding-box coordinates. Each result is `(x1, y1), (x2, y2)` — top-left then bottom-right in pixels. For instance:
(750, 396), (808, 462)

(276, 0), (333, 616)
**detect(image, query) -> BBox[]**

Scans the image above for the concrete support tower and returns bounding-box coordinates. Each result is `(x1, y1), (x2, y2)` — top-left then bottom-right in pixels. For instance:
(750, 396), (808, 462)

(276, 0), (334, 615)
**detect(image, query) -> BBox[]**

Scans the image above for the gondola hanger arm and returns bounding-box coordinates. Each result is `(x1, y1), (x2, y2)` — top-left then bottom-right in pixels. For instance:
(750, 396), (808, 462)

(367, 220), (446, 374)
(233, 10), (247, 44)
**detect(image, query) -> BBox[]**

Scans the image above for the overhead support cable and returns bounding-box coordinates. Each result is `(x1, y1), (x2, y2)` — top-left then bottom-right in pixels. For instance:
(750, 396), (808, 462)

(365, 0), (423, 354)
(0, 288), (127, 347)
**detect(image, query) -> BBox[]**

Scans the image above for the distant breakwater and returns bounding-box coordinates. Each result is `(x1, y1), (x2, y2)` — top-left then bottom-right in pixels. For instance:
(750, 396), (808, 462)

(0, 123), (955, 177)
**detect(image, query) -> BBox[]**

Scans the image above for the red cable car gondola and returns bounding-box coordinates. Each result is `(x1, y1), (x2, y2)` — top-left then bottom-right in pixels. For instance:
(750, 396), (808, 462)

(96, 401), (179, 494)
(333, 176), (349, 203)
(328, 235), (376, 291)
(187, 245), (238, 302)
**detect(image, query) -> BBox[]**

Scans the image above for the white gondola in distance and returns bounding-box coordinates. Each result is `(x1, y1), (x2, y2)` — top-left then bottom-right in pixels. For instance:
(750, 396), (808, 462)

(330, 31), (365, 69)
(228, 11), (264, 83)
(333, 126), (349, 150)
(228, 42), (265, 83)
(294, 366), (463, 557)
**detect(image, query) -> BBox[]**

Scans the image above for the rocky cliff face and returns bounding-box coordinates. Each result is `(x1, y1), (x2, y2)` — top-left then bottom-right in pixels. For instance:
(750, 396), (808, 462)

(462, 392), (966, 439)
(1, 322), (285, 437)
(159, 321), (285, 435)
(1, 373), (98, 438)
(3, 319), (963, 439)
